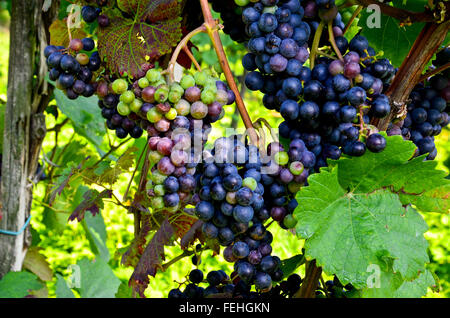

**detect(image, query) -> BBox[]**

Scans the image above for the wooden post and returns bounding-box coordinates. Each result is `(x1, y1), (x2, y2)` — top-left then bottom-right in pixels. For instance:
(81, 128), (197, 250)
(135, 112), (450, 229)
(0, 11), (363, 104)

(0, 0), (58, 278)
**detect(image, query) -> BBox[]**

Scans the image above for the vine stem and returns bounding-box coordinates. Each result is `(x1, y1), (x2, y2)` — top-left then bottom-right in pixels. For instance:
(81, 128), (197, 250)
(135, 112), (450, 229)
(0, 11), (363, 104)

(327, 20), (344, 62)
(294, 260), (322, 298)
(316, 49), (337, 60)
(167, 25), (207, 82)
(199, 0), (259, 146)
(343, 5), (363, 35)
(182, 45), (202, 72)
(418, 61), (450, 83)
(310, 21), (325, 70)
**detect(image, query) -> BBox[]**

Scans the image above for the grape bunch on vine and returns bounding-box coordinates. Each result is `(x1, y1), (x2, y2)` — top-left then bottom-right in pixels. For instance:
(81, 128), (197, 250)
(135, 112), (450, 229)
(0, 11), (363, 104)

(43, 0), (449, 299)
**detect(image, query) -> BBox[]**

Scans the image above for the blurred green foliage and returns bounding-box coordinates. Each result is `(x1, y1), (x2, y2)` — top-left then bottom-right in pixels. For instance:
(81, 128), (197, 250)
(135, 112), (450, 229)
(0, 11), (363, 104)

(0, 5), (448, 298)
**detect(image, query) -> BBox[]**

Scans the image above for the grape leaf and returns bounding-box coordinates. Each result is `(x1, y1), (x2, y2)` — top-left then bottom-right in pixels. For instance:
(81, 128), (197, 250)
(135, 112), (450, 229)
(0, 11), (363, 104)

(333, 135), (450, 213)
(0, 271), (43, 298)
(164, 210), (199, 239)
(356, 269), (436, 298)
(294, 166), (429, 289)
(49, 19), (87, 47)
(55, 274), (75, 298)
(54, 90), (107, 154)
(128, 218), (175, 297)
(121, 214), (153, 267)
(279, 254), (306, 279)
(180, 219), (204, 250)
(83, 212), (110, 262)
(97, 3), (182, 78)
(117, 146), (139, 171)
(68, 189), (112, 222)
(358, 0), (427, 67)
(76, 258), (121, 298)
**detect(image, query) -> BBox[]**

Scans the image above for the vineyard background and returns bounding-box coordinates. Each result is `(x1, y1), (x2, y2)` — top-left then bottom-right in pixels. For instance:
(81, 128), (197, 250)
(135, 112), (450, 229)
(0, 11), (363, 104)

(0, 1), (448, 298)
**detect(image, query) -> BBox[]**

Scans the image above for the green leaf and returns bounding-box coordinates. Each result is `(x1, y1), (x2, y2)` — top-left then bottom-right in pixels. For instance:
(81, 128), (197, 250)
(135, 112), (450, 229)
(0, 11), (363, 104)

(97, 2), (183, 78)
(359, 0), (427, 67)
(55, 274), (75, 298)
(279, 254), (306, 279)
(356, 269), (436, 298)
(334, 135), (450, 213)
(294, 166), (429, 289)
(69, 189), (112, 222)
(76, 258), (121, 298)
(54, 89), (107, 154)
(83, 212), (110, 262)
(0, 271), (43, 298)
(115, 281), (134, 298)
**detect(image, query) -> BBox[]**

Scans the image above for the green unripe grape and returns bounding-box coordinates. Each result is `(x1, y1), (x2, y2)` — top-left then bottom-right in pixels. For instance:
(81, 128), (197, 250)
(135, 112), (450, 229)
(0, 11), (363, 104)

(170, 83), (184, 95)
(155, 87), (169, 103)
(154, 185), (165, 196)
(205, 77), (217, 88)
(289, 161), (304, 176)
(117, 101), (131, 116)
(242, 177), (257, 191)
(201, 90), (215, 105)
(194, 71), (208, 87)
(283, 214), (298, 229)
(148, 150), (163, 164)
(180, 75), (196, 89)
(151, 196), (165, 210)
(213, 61), (223, 74)
(234, 0), (249, 5)
(151, 171), (167, 185)
(226, 192), (237, 204)
(120, 90), (135, 104)
(146, 69), (162, 83)
(216, 90), (229, 105)
(204, 79), (217, 90)
(138, 77), (150, 89)
(174, 99), (191, 116)
(147, 107), (163, 123)
(112, 78), (128, 94)
(274, 151), (289, 166)
(203, 69), (214, 77)
(165, 108), (178, 120)
(153, 80), (167, 88)
(168, 91), (182, 104)
(130, 98), (143, 113)
(288, 182), (302, 194)
(145, 180), (153, 190)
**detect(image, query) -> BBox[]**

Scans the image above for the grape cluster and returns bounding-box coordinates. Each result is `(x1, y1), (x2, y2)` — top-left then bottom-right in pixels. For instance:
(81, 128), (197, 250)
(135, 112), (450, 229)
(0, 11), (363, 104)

(209, 0), (249, 43)
(241, 0), (311, 89)
(81, 3), (110, 28)
(192, 135), (285, 292)
(260, 273), (302, 299)
(394, 48), (450, 160)
(247, 34), (395, 171)
(44, 38), (100, 100)
(169, 268), (308, 299)
(302, 0), (347, 48)
(135, 71), (237, 211)
(168, 268), (268, 299)
(99, 69), (235, 141)
(279, 37), (396, 161)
